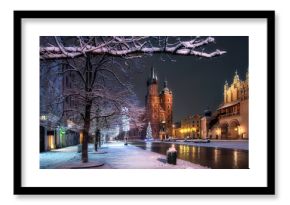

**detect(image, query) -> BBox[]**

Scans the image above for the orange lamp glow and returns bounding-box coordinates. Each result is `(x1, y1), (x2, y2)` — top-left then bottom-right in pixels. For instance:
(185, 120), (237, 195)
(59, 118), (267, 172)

(80, 131), (84, 144)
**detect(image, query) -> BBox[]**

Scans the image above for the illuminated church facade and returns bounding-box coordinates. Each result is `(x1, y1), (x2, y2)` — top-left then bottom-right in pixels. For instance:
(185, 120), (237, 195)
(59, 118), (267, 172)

(145, 67), (173, 139)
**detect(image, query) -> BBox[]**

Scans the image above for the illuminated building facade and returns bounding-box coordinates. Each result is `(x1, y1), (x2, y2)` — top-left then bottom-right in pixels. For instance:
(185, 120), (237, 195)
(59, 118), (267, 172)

(178, 114), (201, 139)
(145, 67), (173, 139)
(201, 71), (249, 139)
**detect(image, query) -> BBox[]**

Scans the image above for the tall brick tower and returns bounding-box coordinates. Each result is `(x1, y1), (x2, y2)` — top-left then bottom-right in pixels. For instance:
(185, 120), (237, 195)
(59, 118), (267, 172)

(160, 80), (173, 138)
(145, 67), (173, 140)
(145, 67), (160, 138)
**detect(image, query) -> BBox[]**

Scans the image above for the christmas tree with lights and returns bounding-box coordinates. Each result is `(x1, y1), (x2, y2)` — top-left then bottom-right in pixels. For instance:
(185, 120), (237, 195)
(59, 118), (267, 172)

(146, 122), (153, 141)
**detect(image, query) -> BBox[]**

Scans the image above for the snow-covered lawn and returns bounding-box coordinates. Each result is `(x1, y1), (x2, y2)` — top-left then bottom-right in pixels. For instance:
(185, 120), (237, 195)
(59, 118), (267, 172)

(40, 142), (207, 169)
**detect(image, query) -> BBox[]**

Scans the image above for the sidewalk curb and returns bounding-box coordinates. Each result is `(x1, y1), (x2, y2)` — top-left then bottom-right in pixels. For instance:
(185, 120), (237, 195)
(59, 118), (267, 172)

(57, 161), (105, 169)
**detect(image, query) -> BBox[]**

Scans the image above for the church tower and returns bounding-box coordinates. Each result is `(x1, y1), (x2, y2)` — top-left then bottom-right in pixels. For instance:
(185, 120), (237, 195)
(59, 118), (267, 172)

(145, 67), (160, 138)
(145, 67), (173, 139)
(160, 80), (173, 138)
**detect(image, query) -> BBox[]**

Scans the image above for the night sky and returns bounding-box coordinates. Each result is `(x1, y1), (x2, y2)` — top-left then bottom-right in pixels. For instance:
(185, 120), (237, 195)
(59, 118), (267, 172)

(132, 36), (248, 122)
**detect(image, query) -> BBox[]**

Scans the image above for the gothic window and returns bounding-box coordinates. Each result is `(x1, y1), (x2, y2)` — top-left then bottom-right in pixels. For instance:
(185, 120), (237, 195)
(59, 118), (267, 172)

(168, 99), (170, 102)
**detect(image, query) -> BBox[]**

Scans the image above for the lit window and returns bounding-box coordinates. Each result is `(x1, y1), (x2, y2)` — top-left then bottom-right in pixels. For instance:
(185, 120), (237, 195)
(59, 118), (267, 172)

(40, 115), (47, 121)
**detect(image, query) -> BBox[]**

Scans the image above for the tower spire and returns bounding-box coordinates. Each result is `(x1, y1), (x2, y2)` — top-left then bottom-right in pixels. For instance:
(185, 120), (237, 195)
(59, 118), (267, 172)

(150, 66), (158, 81)
(151, 66), (155, 79)
(164, 79), (168, 88)
(233, 69), (240, 83)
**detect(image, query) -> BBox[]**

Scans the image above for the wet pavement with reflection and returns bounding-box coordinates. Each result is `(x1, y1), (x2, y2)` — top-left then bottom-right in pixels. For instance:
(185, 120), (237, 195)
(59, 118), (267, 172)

(130, 141), (248, 169)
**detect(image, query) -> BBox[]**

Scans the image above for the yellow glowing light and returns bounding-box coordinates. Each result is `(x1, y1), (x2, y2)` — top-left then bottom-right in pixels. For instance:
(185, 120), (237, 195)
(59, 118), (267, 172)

(216, 128), (221, 135)
(214, 148), (219, 163)
(238, 126), (243, 135)
(48, 135), (55, 149)
(234, 150), (238, 167)
(192, 146), (196, 153)
(80, 131), (84, 144)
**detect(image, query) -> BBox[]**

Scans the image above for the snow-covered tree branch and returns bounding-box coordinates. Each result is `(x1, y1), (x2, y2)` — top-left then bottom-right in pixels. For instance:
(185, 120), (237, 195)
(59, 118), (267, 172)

(40, 36), (226, 60)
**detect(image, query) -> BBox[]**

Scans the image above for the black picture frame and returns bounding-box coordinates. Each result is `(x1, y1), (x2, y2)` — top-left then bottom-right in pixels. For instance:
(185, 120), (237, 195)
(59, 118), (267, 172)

(14, 10), (275, 195)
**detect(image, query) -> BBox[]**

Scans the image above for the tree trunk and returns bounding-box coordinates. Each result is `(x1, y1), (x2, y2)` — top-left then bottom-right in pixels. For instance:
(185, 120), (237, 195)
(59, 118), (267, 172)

(94, 129), (101, 151)
(82, 54), (93, 163)
(82, 101), (92, 163)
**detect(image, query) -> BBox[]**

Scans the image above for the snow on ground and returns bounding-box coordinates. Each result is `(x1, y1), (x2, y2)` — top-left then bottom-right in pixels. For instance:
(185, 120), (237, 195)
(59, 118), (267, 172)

(40, 145), (98, 169)
(93, 142), (207, 169)
(159, 140), (248, 150)
(40, 142), (207, 169)
(40, 150), (79, 169)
